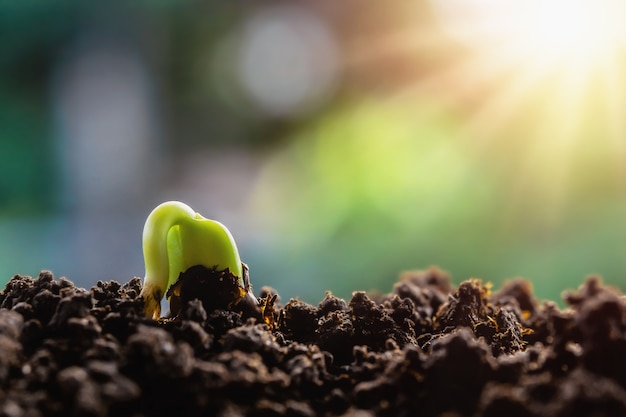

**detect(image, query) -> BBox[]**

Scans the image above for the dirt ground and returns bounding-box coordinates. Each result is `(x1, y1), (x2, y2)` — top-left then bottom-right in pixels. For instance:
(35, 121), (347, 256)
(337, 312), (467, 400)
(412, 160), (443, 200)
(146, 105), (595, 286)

(2, 267), (626, 417)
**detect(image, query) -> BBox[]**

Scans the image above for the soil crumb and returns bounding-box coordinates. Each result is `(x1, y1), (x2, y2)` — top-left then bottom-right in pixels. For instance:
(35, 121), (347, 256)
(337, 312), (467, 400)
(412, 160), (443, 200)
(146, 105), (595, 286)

(1, 267), (626, 417)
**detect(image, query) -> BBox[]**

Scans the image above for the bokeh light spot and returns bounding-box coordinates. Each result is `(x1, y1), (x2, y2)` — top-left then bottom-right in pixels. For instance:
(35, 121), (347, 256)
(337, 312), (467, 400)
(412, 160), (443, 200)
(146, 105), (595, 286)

(235, 6), (340, 117)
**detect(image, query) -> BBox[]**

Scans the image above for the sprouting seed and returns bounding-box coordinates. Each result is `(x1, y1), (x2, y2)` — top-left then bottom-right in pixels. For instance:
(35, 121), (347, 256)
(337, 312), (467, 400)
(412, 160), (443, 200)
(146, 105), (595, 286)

(139, 201), (259, 320)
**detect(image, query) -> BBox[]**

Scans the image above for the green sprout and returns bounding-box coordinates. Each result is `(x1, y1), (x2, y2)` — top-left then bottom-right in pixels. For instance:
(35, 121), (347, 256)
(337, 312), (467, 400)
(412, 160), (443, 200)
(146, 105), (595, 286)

(139, 201), (250, 319)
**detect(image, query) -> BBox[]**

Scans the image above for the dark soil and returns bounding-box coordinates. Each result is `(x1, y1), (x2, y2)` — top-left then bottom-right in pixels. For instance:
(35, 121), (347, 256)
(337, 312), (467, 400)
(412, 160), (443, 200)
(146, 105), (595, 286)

(1, 267), (626, 417)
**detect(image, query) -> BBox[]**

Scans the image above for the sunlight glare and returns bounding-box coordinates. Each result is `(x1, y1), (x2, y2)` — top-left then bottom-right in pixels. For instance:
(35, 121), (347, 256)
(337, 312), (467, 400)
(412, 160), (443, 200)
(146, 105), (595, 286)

(431, 0), (626, 68)
(423, 0), (626, 232)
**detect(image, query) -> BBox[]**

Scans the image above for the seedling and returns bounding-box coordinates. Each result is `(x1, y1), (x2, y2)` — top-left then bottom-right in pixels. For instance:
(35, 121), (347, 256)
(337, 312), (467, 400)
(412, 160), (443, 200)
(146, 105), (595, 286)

(139, 201), (261, 320)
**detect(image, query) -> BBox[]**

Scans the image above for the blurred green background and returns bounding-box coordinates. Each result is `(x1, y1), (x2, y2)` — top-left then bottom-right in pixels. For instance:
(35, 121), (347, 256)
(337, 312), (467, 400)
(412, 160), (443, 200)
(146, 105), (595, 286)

(2, 0), (626, 304)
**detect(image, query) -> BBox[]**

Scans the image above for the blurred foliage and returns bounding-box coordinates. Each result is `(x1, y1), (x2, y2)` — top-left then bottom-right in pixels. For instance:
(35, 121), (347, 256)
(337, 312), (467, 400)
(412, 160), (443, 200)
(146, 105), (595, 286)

(0, 94), (56, 215)
(1, 1), (626, 308)
(248, 100), (626, 304)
